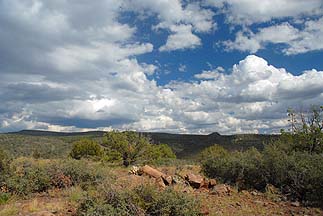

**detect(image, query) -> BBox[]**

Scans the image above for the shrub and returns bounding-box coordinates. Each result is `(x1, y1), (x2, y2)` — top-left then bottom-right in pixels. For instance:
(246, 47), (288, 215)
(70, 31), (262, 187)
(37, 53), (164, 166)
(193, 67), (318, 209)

(0, 148), (9, 174)
(203, 148), (266, 190)
(103, 131), (176, 166)
(5, 158), (51, 195)
(143, 144), (176, 165)
(263, 145), (323, 203)
(77, 185), (203, 216)
(0, 193), (10, 205)
(4, 158), (109, 195)
(70, 139), (103, 160)
(202, 144), (323, 205)
(197, 144), (228, 163)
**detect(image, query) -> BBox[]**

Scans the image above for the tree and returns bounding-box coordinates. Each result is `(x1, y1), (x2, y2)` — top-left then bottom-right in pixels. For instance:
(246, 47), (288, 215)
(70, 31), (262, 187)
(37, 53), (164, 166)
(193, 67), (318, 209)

(197, 144), (228, 163)
(70, 139), (103, 160)
(103, 131), (176, 166)
(143, 143), (176, 164)
(103, 131), (149, 166)
(282, 105), (323, 154)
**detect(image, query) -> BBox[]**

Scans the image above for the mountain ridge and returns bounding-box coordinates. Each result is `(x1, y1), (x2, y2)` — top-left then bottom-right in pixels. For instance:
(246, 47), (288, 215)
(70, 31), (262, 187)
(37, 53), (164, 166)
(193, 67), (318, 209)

(3, 130), (279, 158)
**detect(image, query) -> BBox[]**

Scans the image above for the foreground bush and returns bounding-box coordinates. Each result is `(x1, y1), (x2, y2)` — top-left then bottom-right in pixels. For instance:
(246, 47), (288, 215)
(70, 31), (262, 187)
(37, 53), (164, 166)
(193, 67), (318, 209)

(203, 148), (266, 190)
(77, 185), (203, 216)
(263, 145), (323, 203)
(203, 106), (323, 205)
(4, 158), (109, 195)
(202, 145), (323, 205)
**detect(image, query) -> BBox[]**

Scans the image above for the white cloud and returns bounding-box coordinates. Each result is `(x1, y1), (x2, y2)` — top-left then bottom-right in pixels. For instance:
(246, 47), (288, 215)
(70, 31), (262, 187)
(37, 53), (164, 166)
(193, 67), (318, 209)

(224, 18), (323, 55)
(1, 1), (323, 135)
(194, 66), (225, 79)
(125, 0), (215, 51)
(206, 0), (323, 25)
(178, 64), (187, 72)
(159, 25), (201, 51)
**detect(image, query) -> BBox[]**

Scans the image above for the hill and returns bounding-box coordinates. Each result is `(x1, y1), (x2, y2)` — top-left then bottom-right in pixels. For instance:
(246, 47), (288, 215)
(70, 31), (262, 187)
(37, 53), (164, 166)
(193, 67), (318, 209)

(1, 130), (279, 159)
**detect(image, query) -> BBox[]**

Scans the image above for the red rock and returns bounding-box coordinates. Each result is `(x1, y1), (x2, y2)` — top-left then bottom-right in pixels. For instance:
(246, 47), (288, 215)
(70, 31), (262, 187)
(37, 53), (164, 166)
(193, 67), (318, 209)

(208, 179), (217, 188)
(156, 177), (166, 189)
(185, 173), (204, 188)
(162, 175), (173, 185)
(210, 184), (232, 196)
(139, 165), (166, 179)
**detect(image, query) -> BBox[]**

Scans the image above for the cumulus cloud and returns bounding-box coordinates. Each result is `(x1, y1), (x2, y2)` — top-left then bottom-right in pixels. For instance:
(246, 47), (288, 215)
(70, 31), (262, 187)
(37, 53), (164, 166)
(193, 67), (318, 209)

(194, 66), (225, 80)
(206, 0), (323, 25)
(125, 0), (215, 51)
(159, 25), (201, 51)
(224, 18), (323, 55)
(0, 0), (322, 135)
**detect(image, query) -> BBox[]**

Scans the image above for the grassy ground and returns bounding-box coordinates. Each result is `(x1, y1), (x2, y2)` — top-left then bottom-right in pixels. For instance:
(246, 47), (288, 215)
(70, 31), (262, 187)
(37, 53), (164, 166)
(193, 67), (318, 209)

(1, 165), (322, 216)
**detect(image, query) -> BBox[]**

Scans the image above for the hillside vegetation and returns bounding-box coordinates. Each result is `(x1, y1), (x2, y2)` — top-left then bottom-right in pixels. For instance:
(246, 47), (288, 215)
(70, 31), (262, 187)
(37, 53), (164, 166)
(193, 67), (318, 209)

(1, 130), (278, 159)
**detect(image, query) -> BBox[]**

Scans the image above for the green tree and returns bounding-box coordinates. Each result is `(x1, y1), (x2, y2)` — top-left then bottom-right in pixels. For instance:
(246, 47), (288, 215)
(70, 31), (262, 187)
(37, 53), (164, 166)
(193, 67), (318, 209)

(103, 131), (150, 166)
(70, 139), (103, 160)
(281, 106), (323, 154)
(144, 144), (176, 164)
(197, 144), (228, 163)
(103, 131), (176, 166)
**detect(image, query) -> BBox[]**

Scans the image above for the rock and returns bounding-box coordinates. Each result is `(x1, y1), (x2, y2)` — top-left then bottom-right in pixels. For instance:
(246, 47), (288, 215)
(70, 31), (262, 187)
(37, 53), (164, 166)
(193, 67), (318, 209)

(162, 175), (173, 186)
(129, 166), (140, 175)
(210, 184), (232, 196)
(139, 165), (166, 179)
(208, 179), (217, 188)
(172, 175), (185, 185)
(195, 187), (210, 193)
(291, 201), (300, 207)
(250, 191), (259, 196)
(185, 173), (204, 189)
(156, 177), (166, 189)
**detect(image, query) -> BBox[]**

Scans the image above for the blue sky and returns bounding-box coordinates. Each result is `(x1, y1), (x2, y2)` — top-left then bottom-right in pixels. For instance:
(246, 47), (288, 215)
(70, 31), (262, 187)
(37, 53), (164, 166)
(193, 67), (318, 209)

(0, 0), (323, 134)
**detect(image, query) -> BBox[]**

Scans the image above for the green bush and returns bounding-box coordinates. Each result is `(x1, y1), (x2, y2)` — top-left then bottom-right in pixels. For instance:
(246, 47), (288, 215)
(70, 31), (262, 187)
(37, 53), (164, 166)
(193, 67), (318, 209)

(70, 139), (103, 160)
(5, 158), (51, 195)
(202, 144), (323, 205)
(263, 145), (323, 203)
(0, 148), (9, 174)
(143, 144), (176, 165)
(77, 185), (203, 216)
(0, 193), (10, 205)
(103, 131), (176, 166)
(203, 148), (266, 190)
(4, 158), (109, 196)
(197, 144), (228, 163)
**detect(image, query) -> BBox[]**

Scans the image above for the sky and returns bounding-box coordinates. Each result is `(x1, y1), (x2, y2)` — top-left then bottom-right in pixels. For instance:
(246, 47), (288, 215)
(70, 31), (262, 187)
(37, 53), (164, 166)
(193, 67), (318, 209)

(0, 0), (323, 134)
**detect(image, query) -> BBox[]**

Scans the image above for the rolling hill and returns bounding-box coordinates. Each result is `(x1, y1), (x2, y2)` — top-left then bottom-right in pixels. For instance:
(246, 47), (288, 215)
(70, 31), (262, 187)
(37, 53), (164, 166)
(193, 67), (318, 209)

(1, 130), (279, 159)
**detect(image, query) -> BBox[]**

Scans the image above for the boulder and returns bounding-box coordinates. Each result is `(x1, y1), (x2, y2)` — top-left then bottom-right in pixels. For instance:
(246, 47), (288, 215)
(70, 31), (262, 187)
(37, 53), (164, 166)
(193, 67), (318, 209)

(139, 165), (166, 179)
(210, 184), (232, 196)
(185, 173), (204, 189)
(208, 179), (217, 188)
(129, 165), (140, 175)
(162, 175), (173, 186)
(156, 177), (166, 189)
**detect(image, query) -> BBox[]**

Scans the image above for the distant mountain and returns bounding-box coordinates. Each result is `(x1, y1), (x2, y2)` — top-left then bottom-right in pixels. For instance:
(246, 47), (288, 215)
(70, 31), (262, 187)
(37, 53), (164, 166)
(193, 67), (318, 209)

(3, 130), (279, 158)
(8, 129), (106, 137)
